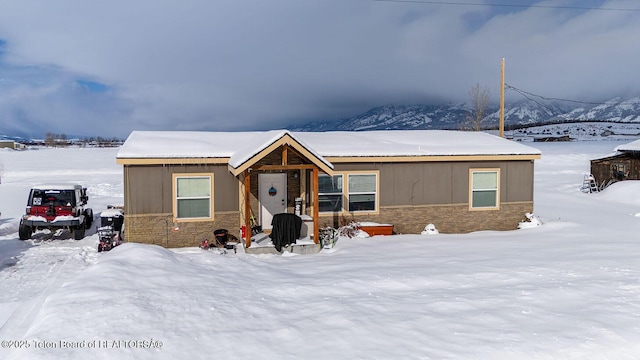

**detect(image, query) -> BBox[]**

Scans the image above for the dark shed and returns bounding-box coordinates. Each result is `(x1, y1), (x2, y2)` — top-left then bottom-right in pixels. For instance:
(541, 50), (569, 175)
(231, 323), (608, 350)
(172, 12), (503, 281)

(590, 139), (640, 189)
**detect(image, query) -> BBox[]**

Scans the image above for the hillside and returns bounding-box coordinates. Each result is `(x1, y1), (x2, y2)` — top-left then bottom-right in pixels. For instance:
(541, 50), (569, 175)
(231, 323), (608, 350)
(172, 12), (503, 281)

(290, 97), (640, 132)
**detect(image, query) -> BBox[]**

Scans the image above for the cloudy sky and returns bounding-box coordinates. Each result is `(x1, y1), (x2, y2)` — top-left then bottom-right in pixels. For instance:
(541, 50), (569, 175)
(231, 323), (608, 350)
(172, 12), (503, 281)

(0, 0), (638, 138)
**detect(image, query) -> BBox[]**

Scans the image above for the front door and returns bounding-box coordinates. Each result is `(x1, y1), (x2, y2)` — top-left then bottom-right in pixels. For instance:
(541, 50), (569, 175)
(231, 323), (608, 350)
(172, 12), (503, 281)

(258, 173), (287, 230)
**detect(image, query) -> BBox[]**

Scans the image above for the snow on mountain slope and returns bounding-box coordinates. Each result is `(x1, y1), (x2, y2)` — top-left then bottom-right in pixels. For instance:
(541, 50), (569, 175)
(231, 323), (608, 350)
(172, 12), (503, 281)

(290, 97), (640, 132)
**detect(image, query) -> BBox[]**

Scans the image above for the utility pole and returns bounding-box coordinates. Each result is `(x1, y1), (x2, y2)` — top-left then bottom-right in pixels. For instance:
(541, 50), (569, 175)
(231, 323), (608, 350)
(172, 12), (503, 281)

(499, 58), (505, 138)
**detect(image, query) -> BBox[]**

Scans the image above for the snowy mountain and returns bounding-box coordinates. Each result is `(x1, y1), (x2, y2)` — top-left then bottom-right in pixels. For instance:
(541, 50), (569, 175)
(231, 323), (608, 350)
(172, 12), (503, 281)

(290, 97), (640, 132)
(485, 101), (573, 128)
(292, 104), (470, 131)
(0, 134), (36, 143)
(554, 97), (640, 123)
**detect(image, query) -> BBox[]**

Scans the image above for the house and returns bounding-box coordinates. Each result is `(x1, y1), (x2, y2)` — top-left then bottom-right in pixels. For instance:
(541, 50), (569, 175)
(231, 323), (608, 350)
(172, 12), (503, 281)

(590, 138), (640, 189)
(533, 135), (572, 142)
(0, 140), (25, 150)
(116, 130), (541, 249)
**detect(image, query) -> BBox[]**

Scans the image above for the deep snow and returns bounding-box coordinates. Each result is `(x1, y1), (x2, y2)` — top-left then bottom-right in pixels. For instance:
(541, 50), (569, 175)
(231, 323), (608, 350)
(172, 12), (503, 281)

(0, 139), (640, 359)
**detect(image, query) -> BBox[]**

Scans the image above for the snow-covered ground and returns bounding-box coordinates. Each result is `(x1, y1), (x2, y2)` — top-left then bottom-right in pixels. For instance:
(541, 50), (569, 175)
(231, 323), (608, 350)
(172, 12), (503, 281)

(1, 139), (640, 359)
(508, 121), (640, 141)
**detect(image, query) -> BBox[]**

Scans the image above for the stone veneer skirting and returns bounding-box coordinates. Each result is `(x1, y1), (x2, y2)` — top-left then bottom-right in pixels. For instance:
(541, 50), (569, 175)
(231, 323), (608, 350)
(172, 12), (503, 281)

(318, 202), (534, 235)
(124, 212), (240, 248)
(125, 202), (533, 247)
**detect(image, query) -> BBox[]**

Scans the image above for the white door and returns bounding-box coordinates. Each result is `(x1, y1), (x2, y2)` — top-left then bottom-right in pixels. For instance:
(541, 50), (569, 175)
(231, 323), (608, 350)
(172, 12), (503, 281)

(259, 173), (287, 230)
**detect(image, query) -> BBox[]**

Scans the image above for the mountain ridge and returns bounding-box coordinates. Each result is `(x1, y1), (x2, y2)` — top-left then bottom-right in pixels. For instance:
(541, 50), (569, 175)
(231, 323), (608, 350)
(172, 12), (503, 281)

(290, 97), (640, 132)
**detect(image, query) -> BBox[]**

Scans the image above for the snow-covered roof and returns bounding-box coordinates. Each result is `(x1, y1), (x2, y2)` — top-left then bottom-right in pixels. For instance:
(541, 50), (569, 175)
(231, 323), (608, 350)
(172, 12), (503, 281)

(116, 131), (238, 159)
(117, 130), (541, 161)
(293, 130), (540, 157)
(615, 139), (640, 152)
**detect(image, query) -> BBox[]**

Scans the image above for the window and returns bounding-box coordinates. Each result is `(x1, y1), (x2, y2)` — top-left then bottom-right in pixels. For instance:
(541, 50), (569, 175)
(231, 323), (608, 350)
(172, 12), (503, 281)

(612, 162), (628, 180)
(348, 174), (376, 211)
(318, 172), (378, 213)
(470, 169), (499, 209)
(318, 174), (343, 212)
(30, 189), (75, 206)
(174, 175), (213, 220)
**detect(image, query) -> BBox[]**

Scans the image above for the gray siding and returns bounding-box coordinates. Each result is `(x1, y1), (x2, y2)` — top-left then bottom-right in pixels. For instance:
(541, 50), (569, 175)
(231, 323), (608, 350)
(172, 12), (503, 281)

(333, 160), (534, 206)
(124, 164), (239, 215)
(504, 161), (535, 202)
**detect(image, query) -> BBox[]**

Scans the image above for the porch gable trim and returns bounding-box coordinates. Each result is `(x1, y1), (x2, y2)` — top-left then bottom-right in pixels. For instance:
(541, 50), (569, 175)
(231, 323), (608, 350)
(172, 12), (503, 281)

(228, 132), (334, 176)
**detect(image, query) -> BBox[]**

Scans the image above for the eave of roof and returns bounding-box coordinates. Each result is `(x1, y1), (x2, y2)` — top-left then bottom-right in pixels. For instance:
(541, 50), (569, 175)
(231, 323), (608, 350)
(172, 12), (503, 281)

(326, 154), (541, 163)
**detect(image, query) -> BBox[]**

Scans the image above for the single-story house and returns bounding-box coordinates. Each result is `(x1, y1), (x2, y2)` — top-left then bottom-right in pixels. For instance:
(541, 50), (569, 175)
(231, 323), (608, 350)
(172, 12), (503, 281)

(116, 130), (541, 248)
(590, 138), (640, 188)
(0, 140), (25, 150)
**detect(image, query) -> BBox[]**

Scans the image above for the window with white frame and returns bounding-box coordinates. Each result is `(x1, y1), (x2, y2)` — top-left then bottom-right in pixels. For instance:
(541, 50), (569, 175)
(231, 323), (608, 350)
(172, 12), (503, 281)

(470, 169), (499, 209)
(175, 175), (212, 219)
(318, 172), (378, 213)
(318, 174), (343, 212)
(348, 174), (377, 212)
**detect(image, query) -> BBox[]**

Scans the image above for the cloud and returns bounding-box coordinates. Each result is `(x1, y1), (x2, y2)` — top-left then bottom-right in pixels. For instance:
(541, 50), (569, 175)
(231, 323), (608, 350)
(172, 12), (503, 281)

(464, 0), (640, 100)
(0, 0), (637, 137)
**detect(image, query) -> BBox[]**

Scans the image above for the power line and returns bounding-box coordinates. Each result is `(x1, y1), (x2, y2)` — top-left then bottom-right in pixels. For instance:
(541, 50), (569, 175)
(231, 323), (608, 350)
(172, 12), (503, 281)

(371, 0), (640, 12)
(504, 84), (561, 115)
(505, 84), (605, 106)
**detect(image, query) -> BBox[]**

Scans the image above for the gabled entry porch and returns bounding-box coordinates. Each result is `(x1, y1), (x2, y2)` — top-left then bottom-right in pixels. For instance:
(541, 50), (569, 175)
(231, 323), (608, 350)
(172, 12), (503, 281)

(227, 131), (334, 250)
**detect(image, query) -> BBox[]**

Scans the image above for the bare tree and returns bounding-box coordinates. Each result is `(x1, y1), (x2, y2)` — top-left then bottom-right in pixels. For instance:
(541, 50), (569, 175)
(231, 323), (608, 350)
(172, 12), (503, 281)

(45, 132), (55, 147)
(462, 83), (491, 131)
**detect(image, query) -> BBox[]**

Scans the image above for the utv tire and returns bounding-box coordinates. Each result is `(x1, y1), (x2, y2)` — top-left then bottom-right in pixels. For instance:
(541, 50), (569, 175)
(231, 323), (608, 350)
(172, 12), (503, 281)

(74, 226), (86, 240)
(97, 244), (103, 252)
(84, 208), (93, 229)
(18, 222), (31, 241)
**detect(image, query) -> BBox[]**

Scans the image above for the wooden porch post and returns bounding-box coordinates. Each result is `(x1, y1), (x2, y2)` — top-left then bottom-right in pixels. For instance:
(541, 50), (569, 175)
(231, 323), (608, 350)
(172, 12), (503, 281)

(312, 167), (319, 244)
(282, 145), (288, 165)
(244, 169), (252, 248)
